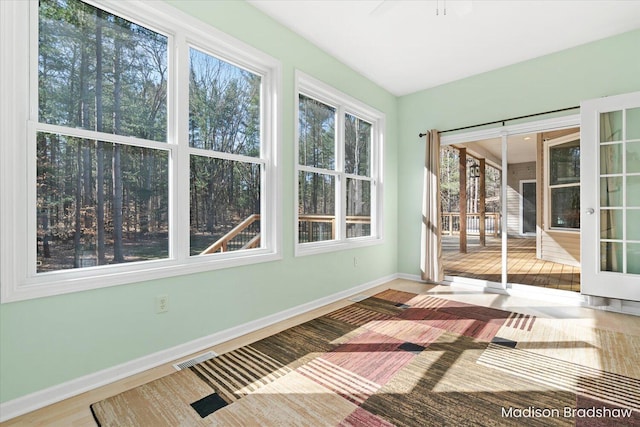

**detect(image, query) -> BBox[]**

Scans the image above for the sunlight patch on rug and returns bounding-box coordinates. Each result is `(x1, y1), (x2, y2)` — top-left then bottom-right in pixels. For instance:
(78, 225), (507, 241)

(298, 357), (381, 405)
(477, 343), (640, 411)
(91, 290), (640, 427)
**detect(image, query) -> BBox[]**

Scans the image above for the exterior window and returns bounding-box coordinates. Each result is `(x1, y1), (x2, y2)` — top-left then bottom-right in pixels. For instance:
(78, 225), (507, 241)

(547, 136), (580, 229)
(37, 136), (170, 272)
(37, 0), (169, 272)
(188, 48), (264, 255)
(298, 94), (337, 243)
(345, 114), (372, 238)
(0, 0), (281, 301)
(296, 72), (383, 255)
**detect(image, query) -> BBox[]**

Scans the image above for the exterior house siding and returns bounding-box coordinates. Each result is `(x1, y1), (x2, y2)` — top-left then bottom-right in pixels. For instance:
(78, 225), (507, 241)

(540, 230), (581, 266)
(506, 162), (536, 236)
(538, 128), (582, 267)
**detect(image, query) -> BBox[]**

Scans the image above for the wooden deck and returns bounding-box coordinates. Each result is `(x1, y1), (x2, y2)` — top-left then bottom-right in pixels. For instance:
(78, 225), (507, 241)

(442, 236), (581, 292)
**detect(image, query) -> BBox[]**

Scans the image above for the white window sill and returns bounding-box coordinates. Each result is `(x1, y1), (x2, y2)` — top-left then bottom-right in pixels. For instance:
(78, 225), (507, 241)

(2, 250), (282, 303)
(295, 237), (384, 257)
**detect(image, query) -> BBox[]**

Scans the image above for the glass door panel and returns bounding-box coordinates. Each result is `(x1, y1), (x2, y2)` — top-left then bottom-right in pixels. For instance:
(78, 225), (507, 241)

(522, 182), (536, 234)
(599, 109), (640, 276)
(581, 91), (640, 301)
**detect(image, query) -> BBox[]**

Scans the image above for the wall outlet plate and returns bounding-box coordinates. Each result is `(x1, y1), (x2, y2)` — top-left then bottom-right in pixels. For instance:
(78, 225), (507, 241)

(156, 294), (169, 313)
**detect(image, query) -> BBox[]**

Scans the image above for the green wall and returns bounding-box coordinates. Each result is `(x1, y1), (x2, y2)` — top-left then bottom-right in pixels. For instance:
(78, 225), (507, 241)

(2, 0), (639, 407)
(397, 29), (640, 275)
(0, 0), (399, 403)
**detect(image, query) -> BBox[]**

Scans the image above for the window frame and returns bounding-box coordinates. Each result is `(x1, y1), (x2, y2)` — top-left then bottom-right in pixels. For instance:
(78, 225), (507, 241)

(0, 0), (282, 303)
(544, 132), (581, 232)
(294, 71), (384, 256)
(519, 179), (537, 236)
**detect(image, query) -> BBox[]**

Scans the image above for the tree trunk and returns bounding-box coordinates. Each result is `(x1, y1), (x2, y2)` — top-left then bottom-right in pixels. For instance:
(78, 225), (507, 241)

(191, 173), (199, 231)
(112, 31), (124, 262)
(81, 38), (92, 232)
(206, 162), (215, 232)
(75, 23), (91, 267)
(137, 152), (150, 235)
(113, 145), (124, 262)
(95, 9), (106, 264)
(74, 144), (83, 267)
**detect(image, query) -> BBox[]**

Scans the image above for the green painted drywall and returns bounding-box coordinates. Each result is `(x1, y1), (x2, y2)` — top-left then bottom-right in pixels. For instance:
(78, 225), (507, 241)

(0, 1), (398, 403)
(3, 0), (639, 408)
(397, 29), (640, 276)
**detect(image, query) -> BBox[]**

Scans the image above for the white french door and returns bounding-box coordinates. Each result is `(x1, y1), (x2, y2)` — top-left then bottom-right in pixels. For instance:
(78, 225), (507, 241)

(581, 91), (640, 301)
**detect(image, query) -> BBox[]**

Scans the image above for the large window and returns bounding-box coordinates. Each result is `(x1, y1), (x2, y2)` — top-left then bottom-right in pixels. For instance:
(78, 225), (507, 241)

(188, 47), (265, 256)
(0, 0), (281, 301)
(36, 0), (170, 272)
(295, 72), (383, 255)
(546, 133), (580, 230)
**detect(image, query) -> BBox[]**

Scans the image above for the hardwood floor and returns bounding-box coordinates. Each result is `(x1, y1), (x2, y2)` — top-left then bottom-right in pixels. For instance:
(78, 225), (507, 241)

(443, 236), (581, 292)
(4, 278), (637, 426)
(1, 280), (412, 427)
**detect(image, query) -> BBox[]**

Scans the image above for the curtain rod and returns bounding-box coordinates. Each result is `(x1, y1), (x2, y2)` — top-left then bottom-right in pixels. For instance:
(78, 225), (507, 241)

(418, 105), (579, 138)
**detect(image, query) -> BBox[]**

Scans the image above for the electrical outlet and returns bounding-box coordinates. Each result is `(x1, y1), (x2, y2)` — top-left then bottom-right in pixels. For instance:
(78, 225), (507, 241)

(156, 294), (169, 313)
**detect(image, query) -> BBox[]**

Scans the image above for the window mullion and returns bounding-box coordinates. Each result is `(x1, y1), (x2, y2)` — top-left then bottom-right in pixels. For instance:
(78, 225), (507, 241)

(344, 173), (372, 181)
(297, 164), (339, 176)
(262, 68), (278, 254)
(336, 105), (346, 242)
(32, 122), (170, 151)
(174, 32), (191, 262)
(372, 127), (380, 238)
(550, 182), (580, 189)
(187, 146), (266, 165)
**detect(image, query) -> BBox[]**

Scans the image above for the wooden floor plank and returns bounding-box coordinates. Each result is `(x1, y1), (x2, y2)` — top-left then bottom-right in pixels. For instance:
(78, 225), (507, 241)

(443, 236), (580, 291)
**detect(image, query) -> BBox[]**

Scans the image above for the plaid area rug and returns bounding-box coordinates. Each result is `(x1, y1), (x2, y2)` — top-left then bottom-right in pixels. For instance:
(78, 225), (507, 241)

(91, 290), (640, 426)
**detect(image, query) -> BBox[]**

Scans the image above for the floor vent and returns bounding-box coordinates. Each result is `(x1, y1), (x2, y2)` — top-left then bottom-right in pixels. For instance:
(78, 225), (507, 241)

(348, 294), (368, 302)
(173, 351), (217, 371)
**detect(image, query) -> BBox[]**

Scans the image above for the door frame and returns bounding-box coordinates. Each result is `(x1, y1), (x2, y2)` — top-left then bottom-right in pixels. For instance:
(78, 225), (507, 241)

(440, 114), (580, 290)
(519, 179), (537, 236)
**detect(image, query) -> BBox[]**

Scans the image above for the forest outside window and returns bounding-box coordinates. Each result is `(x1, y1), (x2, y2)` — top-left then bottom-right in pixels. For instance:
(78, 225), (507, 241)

(296, 72), (383, 255)
(0, 0), (281, 301)
(188, 47), (264, 256)
(37, 0), (170, 272)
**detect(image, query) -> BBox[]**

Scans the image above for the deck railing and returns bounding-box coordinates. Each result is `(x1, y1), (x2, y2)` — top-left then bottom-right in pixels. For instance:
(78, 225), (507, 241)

(200, 212), (498, 252)
(200, 214), (261, 255)
(201, 213), (373, 254)
(441, 212), (500, 237)
(297, 214), (371, 243)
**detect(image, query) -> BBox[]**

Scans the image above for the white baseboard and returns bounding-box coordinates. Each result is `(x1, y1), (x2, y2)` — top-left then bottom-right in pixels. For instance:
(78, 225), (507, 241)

(443, 275), (587, 307)
(0, 273), (398, 422)
(395, 272), (423, 282)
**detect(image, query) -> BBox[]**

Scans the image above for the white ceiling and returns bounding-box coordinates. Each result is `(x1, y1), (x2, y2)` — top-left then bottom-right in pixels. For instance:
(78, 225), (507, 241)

(248, 0), (640, 96)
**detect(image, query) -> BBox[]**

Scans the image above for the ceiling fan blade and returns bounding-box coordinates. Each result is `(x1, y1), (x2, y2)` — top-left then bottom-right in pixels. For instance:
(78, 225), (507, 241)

(369, 0), (396, 16)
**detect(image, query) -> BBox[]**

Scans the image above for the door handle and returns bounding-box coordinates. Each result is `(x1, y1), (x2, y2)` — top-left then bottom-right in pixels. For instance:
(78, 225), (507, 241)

(585, 208), (595, 215)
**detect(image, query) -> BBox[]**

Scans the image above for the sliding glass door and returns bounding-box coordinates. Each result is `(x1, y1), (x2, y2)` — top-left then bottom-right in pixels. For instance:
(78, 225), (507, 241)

(440, 116), (581, 291)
